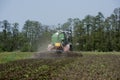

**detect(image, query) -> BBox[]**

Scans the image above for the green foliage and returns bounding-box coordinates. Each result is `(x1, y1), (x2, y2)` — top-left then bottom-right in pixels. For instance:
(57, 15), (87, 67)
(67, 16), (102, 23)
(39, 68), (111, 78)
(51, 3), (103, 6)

(73, 8), (120, 51)
(20, 43), (31, 52)
(0, 48), (3, 52)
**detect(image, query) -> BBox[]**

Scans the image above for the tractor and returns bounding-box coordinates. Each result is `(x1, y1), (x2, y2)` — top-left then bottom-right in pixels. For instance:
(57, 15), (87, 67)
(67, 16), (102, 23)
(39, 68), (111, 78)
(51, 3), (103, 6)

(48, 30), (72, 53)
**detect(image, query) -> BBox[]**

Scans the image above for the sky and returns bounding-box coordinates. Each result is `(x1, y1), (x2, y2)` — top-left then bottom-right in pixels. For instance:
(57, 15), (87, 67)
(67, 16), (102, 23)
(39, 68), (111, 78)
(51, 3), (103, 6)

(0, 0), (120, 29)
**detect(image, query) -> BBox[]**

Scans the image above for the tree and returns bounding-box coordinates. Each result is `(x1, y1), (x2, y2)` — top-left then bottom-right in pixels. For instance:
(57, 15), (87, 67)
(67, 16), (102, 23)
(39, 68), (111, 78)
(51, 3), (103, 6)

(73, 18), (85, 51)
(60, 18), (73, 31)
(82, 15), (94, 51)
(94, 12), (105, 51)
(113, 8), (120, 51)
(0, 20), (12, 51)
(11, 23), (19, 50)
(22, 20), (42, 51)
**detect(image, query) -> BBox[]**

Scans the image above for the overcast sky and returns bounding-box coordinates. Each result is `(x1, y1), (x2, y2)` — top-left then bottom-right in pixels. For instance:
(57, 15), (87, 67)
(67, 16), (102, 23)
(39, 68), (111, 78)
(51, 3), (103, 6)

(0, 0), (120, 28)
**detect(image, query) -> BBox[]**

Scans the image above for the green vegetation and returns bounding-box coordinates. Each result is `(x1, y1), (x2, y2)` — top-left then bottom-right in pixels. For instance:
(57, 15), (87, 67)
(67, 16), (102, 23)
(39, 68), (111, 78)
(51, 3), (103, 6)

(0, 7), (120, 52)
(0, 52), (120, 79)
(0, 52), (33, 63)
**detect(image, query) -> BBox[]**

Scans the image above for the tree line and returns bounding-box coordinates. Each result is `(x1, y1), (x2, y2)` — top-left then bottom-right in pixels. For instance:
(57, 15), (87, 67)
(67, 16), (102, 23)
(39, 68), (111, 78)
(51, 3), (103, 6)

(0, 7), (120, 52)
(72, 7), (120, 51)
(0, 20), (53, 52)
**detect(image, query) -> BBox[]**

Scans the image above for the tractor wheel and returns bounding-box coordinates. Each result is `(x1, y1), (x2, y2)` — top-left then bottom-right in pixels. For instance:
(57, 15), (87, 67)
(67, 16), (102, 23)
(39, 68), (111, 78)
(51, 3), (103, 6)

(70, 44), (73, 51)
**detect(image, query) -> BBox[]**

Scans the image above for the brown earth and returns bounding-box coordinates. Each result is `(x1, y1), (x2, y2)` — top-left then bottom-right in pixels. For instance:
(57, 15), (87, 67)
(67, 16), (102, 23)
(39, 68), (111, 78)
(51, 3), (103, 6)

(33, 51), (83, 58)
(0, 53), (120, 80)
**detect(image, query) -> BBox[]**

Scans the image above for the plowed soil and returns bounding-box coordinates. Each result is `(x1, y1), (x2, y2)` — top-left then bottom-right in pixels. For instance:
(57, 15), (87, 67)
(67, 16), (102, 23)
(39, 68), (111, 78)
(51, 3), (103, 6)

(33, 51), (83, 58)
(0, 52), (120, 80)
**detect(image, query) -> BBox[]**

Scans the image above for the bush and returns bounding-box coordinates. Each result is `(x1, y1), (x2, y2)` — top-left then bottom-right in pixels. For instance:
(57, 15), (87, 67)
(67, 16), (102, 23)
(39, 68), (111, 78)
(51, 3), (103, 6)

(0, 47), (3, 52)
(20, 43), (31, 52)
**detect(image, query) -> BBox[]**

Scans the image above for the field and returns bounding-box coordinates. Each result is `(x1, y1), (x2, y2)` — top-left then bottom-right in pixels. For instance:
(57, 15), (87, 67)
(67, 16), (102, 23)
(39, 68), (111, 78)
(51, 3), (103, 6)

(0, 52), (120, 80)
(0, 52), (33, 63)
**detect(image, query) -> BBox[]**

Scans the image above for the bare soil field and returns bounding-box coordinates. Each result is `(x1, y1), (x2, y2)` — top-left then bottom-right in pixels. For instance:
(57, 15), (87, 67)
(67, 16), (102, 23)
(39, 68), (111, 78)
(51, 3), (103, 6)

(0, 52), (120, 80)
